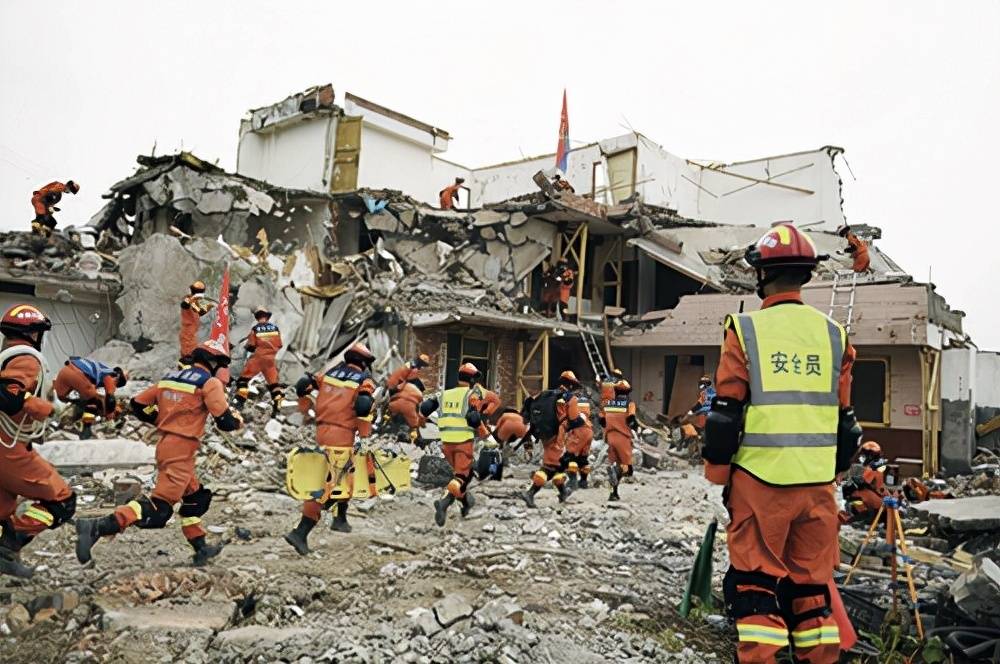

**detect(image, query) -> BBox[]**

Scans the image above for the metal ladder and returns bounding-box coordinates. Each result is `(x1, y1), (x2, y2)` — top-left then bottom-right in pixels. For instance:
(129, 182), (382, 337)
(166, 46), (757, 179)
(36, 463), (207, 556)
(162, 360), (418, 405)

(828, 269), (858, 333)
(580, 327), (609, 380)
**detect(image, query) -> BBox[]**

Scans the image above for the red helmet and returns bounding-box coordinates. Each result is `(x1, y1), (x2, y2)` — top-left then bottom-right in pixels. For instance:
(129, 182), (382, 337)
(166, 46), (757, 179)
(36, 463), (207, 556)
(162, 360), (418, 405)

(745, 223), (827, 269)
(458, 362), (480, 383)
(1, 305), (52, 350)
(344, 342), (375, 368)
(559, 370), (580, 387)
(191, 338), (231, 372)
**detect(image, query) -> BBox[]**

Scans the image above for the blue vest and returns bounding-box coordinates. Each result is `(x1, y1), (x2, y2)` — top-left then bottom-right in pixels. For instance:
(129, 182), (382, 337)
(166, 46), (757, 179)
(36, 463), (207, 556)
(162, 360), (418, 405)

(158, 366), (212, 391)
(253, 322), (280, 335)
(69, 357), (116, 386)
(322, 363), (370, 389)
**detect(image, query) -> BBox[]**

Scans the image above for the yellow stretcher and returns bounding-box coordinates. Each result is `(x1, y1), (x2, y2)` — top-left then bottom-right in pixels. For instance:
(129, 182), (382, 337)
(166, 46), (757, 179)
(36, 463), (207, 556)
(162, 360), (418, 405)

(285, 445), (411, 502)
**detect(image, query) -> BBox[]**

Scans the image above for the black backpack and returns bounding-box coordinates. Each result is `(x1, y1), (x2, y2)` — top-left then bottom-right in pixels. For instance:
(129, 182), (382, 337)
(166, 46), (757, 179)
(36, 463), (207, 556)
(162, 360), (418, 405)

(527, 389), (561, 439)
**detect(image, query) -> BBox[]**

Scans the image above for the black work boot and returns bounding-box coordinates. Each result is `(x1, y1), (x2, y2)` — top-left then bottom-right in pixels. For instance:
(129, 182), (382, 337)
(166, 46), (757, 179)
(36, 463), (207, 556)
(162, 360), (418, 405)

(608, 486), (621, 502)
(0, 521), (33, 578)
(566, 472), (579, 491)
(522, 485), (541, 509)
(330, 502), (352, 533)
(459, 492), (475, 518)
(284, 516), (317, 556)
(190, 535), (224, 566)
(557, 482), (573, 503)
(434, 494), (455, 527)
(75, 515), (121, 564)
(578, 473), (589, 489)
(80, 423), (95, 439)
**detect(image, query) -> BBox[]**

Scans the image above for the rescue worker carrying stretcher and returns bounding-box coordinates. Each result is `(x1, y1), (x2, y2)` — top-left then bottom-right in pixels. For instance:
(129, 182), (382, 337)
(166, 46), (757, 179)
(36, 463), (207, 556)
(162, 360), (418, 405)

(600, 379), (638, 502)
(702, 222), (861, 663)
(559, 371), (594, 490)
(521, 371), (579, 508)
(285, 343), (377, 554)
(839, 441), (888, 524)
(428, 362), (487, 526)
(234, 307), (284, 416)
(76, 339), (242, 567)
(179, 282), (216, 362)
(31, 180), (79, 235)
(0, 305), (78, 578)
(53, 357), (127, 438)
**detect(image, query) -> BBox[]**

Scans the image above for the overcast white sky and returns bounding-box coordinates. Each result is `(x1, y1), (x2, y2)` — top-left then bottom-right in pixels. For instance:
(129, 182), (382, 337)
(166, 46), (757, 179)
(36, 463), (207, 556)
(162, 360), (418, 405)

(1, 2), (998, 347)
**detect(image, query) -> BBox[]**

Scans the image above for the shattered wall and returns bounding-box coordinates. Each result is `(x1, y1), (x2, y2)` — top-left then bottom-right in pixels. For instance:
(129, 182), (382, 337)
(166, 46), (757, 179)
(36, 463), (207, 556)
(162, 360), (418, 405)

(237, 113), (336, 192)
(942, 347), (976, 474)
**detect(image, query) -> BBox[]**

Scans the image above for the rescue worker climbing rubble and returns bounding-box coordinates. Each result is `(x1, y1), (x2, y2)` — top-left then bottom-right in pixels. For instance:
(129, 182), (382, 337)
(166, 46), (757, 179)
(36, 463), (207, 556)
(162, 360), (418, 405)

(179, 281), (215, 362)
(429, 362), (487, 526)
(0, 305), (77, 578)
(284, 343), (377, 554)
(839, 441), (888, 524)
(702, 222), (861, 663)
(600, 378), (638, 502)
(438, 177), (466, 210)
(53, 356), (127, 438)
(234, 307), (284, 416)
(75, 339), (242, 567)
(521, 371), (578, 508)
(837, 225), (871, 274)
(559, 371), (595, 490)
(386, 354), (430, 393)
(31, 180), (79, 235)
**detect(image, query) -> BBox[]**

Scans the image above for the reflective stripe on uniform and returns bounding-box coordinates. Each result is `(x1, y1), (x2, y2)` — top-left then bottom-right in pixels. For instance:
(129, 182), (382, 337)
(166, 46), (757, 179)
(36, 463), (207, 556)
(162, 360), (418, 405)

(323, 376), (359, 389)
(181, 516), (202, 527)
(791, 625), (840, 647)
(731, 305), (845, 486)
(127, 500), (143, 520)
(255, 331), (280, 338)
(158, 380), (197, 394)
(736, 623), (790, 647)
(604, 406), (627, 413)
(23, 506), (54, 526)
(439, 386), (476, 443)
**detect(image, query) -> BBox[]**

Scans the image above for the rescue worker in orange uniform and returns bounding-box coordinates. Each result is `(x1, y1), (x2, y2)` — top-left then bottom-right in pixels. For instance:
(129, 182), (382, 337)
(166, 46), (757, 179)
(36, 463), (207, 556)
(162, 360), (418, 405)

(599, 368), (625, 403)
(839, 442), (888, 524)
(687, 375), (716, 431)
(522, 371), (579, 508)
(75, 339), (242, 567)
(560, 372), (595, 490)
(31, 180), (79, 235)
(53, 357), (128, 438)
(179, 282), (216, 362)
(552, 173), (575, 193)
(388, 376), (428, 447)
(702, 223), (861, 663)
(0, 305), (77, 578)
(386, 354), (431, 393)
(601, 379), (638, 502)
(234, 307), (284, 416)
(556, 260), (575, 320)
(285, 343), (377, 554)
(429, 362), (488, 526)
(837, 225), (870, 274)
(439, 177), (466, 210)
(485, 408), (532, 478)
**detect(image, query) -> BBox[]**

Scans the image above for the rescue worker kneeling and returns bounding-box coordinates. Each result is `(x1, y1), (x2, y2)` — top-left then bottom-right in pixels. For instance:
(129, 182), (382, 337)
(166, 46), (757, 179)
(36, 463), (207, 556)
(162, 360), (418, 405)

(234, 307), (284, 416)
(428, 362), (487, 526)
(76, 340), (242, 567)
(53, 356), (127, 438)
(0, 305), (78, 578)
(600, 379), (638, 501)
(702, 223), (861, 663)
(558, 371), (594, 490)
(284, 343), (377, 555)
(840, 441), (888, 524)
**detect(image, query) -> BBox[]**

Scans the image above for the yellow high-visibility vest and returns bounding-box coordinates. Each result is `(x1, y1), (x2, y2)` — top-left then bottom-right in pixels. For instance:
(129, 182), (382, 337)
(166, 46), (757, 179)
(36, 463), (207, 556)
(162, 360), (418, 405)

(731, 304), (846, 486)
(438, 386), (479, 444)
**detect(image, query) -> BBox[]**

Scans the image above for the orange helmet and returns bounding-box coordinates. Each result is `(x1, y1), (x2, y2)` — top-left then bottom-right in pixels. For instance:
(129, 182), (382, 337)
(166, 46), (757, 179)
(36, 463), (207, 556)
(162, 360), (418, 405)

(190, 281), (206, 295)
(745, 223), (827, 270)
(458, 362), (480, 383)
(253, 306), (272, 319)
(614, 379), (632, 394)
(859, 441), (881, 458)
(413, 353), (431, 369)
(559, 370), (580, 387)
(1, 304), (52, 349)
(344, 342), (375, 368)
(191, 338), (231, 372)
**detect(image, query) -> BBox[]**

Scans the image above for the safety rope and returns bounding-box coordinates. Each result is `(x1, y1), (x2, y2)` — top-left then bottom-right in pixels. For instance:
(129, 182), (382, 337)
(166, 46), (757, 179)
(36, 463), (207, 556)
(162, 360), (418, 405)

(0, 346), (50, 448)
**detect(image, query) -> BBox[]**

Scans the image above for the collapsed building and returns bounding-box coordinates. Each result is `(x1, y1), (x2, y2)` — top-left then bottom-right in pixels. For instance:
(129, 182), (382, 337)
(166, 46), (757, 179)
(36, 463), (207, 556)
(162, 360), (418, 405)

(10, 82), (997, 479)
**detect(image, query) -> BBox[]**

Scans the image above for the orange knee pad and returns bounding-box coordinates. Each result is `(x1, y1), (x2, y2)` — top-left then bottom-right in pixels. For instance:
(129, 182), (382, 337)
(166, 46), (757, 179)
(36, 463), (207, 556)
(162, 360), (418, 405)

(447, 479), (464, 498)
(567, 461), (579, 474)
(553, 473), (567, 487)
(531, 470), (547, 487)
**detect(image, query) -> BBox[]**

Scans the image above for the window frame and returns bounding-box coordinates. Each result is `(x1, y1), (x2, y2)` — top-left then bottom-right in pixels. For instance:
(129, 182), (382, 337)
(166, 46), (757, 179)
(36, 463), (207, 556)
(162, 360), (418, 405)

(459, 333), (493, 389)
(852, 357), (891, 428)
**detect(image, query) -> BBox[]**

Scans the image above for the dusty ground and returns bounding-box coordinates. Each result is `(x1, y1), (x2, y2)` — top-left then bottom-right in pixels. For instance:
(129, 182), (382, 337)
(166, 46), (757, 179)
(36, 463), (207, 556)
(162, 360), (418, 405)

(0, 413), (737, 664)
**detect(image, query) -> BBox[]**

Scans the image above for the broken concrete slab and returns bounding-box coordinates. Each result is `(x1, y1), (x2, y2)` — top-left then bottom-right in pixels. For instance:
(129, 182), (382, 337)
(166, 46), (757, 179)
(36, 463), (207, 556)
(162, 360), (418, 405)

(470, 210), (509, 227)
(911, 496), (1000, 533)
(433, 594), (474, 628)
(37, 438), (155, 473)
(950, 557), (1000, 627)
(215, 625), (315, 646)
(473, 599), (525, 629)
(406, 607), (441, 637)
(365, 210), (401, 233)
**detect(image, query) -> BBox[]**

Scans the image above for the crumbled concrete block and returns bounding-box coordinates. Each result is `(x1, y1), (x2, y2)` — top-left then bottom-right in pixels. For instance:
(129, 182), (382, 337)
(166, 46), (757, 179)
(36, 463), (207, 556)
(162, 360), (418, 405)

(950, 557), (1000, 627)
(911, 496), (1000, 533)
(416, 456), (453, 487)
(406, 607), (441, 637)
(474, 600), (524, 628)
(433, 594), (474, 628)
(36, 438), (155, 472)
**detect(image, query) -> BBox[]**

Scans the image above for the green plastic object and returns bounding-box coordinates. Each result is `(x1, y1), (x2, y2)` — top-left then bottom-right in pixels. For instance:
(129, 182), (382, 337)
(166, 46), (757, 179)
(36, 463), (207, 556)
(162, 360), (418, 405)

(679, 518), (718, 617)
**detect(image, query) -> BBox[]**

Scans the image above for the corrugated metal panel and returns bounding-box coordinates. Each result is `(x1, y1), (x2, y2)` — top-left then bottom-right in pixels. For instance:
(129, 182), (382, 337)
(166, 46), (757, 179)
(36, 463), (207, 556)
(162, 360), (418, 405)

(292, 295), (326, 357)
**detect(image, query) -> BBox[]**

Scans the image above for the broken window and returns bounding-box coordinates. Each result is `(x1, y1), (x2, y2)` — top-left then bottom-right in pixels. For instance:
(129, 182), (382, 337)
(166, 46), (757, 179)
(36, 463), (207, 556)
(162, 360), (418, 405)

(445, 333), (492, 389)
(852, 358), (890, 426)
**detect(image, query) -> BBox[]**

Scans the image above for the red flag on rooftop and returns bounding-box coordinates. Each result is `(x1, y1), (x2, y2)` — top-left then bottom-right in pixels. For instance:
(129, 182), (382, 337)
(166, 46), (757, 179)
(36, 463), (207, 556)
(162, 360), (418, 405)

(555, 89), (570, 173)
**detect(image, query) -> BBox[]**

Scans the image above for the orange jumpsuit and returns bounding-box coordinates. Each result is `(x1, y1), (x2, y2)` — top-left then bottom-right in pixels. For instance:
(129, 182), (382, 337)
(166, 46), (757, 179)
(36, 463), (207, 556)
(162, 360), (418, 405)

(115, 365), (235, 541)
(386, 362), (420, 393)
(299, 362), (376, 521)
(494, 410), (528, 444)
(388, 381), (424, 429)
(601, 393), (636, 470)
(844, 464), (886, 519)
(179, 295), (214, 359)
(708, 291), (856, 664)
(530, 393), (571, 489)
(478, 388), (501, 420)
(0, 344), (74, 539)
(845, 232), (870, 274)
(53, 360), (119, 427)
(439, 183), (462, 210)
(31, 181), (74, 232)
(441, 384), (488, 498)
(241, 322), (282, 384)
(563, 392), (595, 481)
(558, 267), (575, 306)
